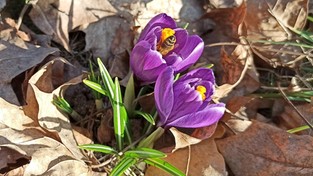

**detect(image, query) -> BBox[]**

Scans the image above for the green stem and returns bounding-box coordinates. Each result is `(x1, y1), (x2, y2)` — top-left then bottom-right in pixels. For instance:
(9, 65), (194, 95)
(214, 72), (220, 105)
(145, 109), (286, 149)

(70, 110), (82, 121)
(125, 124), (133, 148)
(138, 127), (165, 148)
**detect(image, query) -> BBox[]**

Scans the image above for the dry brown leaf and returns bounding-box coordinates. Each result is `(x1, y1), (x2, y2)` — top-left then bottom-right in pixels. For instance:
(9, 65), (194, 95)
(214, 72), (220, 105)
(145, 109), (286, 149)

(169, 127), (202, 152)
(97, 110), (113, 144)
(145, 138), (227, 176)
(83, 15), (134, 65)
(0, 146), (30, 172)
(225, 119), (252, 133)
(0, 39), (58, 105)
(29, 0), (117, 51)
(245, 0), (308, 41)
(245, 0), (308, 67)
(276, 103), (313, 134)
(197, 2), (247, 83)
(0, 18), (34, 49)
(209, 0), (243, 8)
(217, 121), (313, 175)
(4, 165), (27, 176)
(214, 42), (259, 101)
(191, 122), (219, 140)
(109, 50), (130, 83)
(0, 98), (91, 175)
(138, 92), (155, 114)
(72, 125), (93, 146)
(222, 96), (255, 121)
(27, 60), (86, 160)
(170, 123), (226, 152)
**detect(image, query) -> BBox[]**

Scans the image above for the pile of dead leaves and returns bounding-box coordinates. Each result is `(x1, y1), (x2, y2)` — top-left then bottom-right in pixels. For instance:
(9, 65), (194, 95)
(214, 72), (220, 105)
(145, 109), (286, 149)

(1, 0), (313, 175)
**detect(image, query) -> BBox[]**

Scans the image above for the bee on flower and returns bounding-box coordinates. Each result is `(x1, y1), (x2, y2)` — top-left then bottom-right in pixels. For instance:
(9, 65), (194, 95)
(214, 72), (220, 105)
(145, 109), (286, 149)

(130, 13), (204, 84)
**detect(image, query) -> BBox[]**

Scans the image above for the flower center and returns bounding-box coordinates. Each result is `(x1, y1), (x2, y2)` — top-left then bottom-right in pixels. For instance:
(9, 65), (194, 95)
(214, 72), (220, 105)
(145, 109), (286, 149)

(196, 85), (206, 101)
(157, 28), (176, 56)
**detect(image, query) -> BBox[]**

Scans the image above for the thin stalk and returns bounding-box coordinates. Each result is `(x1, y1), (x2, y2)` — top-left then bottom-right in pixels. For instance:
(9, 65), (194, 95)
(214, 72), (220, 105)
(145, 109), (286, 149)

(137, 127), (165, 148)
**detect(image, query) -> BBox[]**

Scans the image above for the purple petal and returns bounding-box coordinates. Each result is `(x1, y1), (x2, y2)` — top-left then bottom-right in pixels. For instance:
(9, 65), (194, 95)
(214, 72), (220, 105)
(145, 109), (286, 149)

(165, 103), (226, 128)
(173, 35), (204, 72)
(178, 68), (215, 85)
(172, 29), (188, 53)
(138, 13), (177, 42)
(169, 89), (203, 122)
(155, 67), (175, 126)
(143, 27), (162, 49)
(130, 41), (166, 82)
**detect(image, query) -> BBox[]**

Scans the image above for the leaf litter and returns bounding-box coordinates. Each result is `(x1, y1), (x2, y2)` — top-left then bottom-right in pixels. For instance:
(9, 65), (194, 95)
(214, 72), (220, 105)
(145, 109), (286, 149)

(1, 0), (313, 175)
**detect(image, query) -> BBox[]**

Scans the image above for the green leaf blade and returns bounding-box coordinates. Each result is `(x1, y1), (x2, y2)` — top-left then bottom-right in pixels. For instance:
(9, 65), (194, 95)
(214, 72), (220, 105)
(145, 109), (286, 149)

(287, 125), (310, 133)
(124, 148), (166, 159)
(78, 144), (117, 154)
(144, 158), (185, 176)
(134, 111), (155, 125)
(113, 77), (128, 151)
(52, 97), (73, 114)
(110, 157), (137, 176)
(97, 58), (115, 99)
(124, 73), (136, 115)
(83, 79), (107, 96)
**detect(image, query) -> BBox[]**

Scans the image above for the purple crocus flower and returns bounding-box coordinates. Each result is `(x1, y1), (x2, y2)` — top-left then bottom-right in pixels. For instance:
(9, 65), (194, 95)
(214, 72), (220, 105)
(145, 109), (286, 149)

(154, 67), (225, 128)
(130, 13), (204, 83)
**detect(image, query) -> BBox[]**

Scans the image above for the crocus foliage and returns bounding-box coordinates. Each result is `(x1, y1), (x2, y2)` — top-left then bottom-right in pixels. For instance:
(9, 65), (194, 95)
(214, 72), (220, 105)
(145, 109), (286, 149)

(154, 67), (226, 128)
(130, 13), (204, 83)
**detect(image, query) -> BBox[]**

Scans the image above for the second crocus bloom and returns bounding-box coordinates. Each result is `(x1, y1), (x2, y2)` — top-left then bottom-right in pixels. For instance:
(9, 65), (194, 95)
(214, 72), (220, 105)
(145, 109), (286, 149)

(154, 67), (225, 129)
(130, 13), (204, 84)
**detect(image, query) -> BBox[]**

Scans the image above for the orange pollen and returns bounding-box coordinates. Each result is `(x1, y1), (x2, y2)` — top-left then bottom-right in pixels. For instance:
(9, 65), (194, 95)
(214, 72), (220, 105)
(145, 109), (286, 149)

(160, 28), (175, 43)
(157, 28), (176, 56)
(196, 85), (206, 101)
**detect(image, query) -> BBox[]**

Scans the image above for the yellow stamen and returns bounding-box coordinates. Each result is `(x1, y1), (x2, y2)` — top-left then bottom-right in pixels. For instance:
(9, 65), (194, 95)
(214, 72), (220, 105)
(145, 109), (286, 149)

(196, 85), (206, 101)
(160, 28), (175, 43)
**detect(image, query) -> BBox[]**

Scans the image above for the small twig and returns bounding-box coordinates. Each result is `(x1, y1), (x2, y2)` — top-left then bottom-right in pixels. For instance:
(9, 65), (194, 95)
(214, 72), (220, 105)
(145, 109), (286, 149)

(295, 72), (313, 89)
(207, 42), (243, 47)
(261, 86), (313, 92)
(121, 134), (147, 153)
(266, 3), (293, 39)
(225, 108), (247, 120)
(251, 45), (313, 57)
(90, 156), (115, 169)
(278, 83), (313, 130)
(185, 145), (191, 176)
(208, 42), (313, 58)
(16, 4), (31, 30)
(220, 121), (237, 135)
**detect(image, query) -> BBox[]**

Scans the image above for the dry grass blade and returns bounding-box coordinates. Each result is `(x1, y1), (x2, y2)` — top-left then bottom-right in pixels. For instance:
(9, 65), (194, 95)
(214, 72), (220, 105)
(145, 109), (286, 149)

(278, 83), (313, 130)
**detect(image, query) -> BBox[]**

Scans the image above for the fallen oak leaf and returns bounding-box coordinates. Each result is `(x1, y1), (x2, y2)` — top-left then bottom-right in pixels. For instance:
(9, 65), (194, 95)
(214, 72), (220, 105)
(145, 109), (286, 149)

(217, 121), (313, 175)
